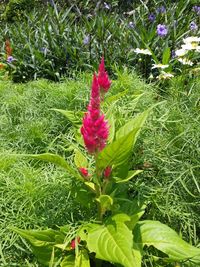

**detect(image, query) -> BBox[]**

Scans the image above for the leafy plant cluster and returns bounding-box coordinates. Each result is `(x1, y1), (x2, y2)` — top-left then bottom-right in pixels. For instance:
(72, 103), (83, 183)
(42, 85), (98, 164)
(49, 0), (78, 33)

(0, 0), (199, 82)
(0, 0), (35, 22)
(1, 59), (199, 267)
(0, 71), (199, 266)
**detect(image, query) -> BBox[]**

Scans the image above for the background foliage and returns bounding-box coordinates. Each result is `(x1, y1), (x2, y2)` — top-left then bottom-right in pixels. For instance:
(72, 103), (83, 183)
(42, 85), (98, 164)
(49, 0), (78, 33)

(0, 0), (199, 82)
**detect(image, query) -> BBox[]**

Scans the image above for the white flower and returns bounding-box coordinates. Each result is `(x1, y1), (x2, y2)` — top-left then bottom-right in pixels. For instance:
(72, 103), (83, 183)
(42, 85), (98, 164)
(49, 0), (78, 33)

(134, 48), (152, 55)
(178, 57), (193, 66)
(152, 63), (169, 69)
(181, 43), (200, 50)
(183, 36), (200, 44)
(181, 36), (200, 51)
(157, 71), (174, 80)
(175, 49), (188, 57)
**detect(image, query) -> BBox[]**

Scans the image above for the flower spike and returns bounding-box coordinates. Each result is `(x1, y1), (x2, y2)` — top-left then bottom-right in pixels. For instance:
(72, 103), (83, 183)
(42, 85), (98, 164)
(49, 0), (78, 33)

(81, 74), (109, 154)
(97, 57), (111, 93)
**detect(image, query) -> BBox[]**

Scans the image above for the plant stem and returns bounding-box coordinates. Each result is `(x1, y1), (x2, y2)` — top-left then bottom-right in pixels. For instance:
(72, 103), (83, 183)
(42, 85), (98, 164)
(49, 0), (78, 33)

(94, 154), (103, 221)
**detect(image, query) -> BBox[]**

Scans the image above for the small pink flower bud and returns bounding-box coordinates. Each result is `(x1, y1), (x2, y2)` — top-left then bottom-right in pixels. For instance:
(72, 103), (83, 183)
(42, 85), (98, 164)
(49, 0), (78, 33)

(104, 166), (112, 178)
(97, 57), (111, 93)
(71, 237), (81, 249)
(79, 167), (88, 177)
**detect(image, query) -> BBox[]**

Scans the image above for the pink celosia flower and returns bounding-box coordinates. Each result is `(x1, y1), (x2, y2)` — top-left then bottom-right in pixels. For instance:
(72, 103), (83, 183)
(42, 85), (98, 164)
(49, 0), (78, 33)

(79, 167), (88, 177)
(97, 57), (111, 93)
(81, 74), (109, 154)
(71, 237), (81, 249)
(104, 166), (112, 178)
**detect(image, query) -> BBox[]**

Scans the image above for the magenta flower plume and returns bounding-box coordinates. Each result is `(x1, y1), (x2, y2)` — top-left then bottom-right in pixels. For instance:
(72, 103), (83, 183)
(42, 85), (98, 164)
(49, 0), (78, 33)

(81, 74), (109, 154)
(97, 57), (111, 93)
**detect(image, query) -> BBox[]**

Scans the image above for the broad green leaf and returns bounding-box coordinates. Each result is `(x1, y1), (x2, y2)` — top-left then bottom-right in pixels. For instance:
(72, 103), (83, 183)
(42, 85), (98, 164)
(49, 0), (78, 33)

(132, 245), (142, 267)
(114, 170), (143, 183)
(17, 153), (84, 182)
(111, 213), (131, 223)
(84, 182), (95, 192)
(162, 47), (171, 65)
(71, 183), (95, 208)
(11, 227), (64, 266)
(78, 223), (101, 242)
(134, 220), (200, 265)
(112, 162), (130, 179)
(52, 109), (83, 126)
(114, 199), (146, 230)
(106, 114), (115, 143)
(74, 150), (88, 168)
(97, 128), (139, 171)
(76, 249), (90, 267)
(83, 217), (141, 267)
(116, 109), (149, 140)
(61, 255), (75, 267)
(96, 195), (113, 213)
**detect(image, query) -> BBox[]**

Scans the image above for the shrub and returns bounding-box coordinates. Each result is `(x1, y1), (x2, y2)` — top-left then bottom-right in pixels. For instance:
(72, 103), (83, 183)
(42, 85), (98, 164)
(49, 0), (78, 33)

(0, 0), (199, 82)
(2, 0), (36, 22)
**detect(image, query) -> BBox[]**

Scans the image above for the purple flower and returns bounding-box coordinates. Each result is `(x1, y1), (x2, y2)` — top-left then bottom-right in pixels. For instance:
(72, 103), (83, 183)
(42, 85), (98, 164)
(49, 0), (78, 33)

(148, 13), (156, 22)
(7, 56), (14, 63)
(190, 21), (198, 31)
(83, 35), (90, 45)
(157, 24), (168, 37)
(171, 50), (176, 59)
(193, 6), (200, 15)
(156, 6), (166, 14)
(128, 21), (135, 29)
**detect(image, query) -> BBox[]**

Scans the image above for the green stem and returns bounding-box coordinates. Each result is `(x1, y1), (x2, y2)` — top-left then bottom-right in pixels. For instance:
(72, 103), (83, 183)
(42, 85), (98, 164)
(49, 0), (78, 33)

(102, 179), (109, 195)
(94, 154), (103, 221)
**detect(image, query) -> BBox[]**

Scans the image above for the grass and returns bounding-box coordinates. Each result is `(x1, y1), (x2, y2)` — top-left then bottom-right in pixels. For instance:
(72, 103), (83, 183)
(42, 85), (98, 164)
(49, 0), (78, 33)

(0, 71), (199, 266)
(132, 75), (200, 245)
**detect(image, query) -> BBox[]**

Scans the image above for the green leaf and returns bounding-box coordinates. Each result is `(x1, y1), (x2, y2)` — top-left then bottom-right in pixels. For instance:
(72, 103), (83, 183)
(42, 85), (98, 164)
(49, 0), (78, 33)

(114, 199), (146, 230)
(84, 182), (95, 192)
(11, 227), (64, 266)
(52, 109), (83, 126)
(117, 198), (146, 218)
(78, 223), (100, 242)
(96, 195), (113, 213)
(103, 90), (128, 106)
(106, 114), (115, 144)
(72, 187), (94, 208)
(112, 161), (130, 179)
(134, 220), (200, 265)
(116, 109), (149, 140)
(162, 47), (171, 65)
(76, 249), (90, 267)
(97, 128), (139, 171)
(17, 153), (84, 182)
(61, 255), (75, 267)
(82, 217), (141, 267)
(111, 213), (131, 224)
(74, 150), (88, 168)
(114, 170), (143, 183)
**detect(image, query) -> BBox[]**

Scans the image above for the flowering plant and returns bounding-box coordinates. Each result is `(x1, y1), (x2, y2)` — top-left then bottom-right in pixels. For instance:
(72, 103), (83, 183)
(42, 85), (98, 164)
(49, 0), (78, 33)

(11, 58), (200, 266)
